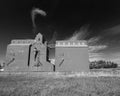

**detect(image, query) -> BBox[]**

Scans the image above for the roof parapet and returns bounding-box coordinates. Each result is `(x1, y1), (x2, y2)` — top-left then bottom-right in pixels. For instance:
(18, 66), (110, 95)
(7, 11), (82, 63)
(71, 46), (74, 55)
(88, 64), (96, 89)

(55, 40), (88, 47)
(10, 40), (36, 45)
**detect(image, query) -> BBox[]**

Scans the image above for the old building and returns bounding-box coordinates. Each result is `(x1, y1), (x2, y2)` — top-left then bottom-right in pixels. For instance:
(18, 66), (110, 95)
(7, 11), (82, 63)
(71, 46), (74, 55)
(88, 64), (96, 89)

(3, 33), (89, 72)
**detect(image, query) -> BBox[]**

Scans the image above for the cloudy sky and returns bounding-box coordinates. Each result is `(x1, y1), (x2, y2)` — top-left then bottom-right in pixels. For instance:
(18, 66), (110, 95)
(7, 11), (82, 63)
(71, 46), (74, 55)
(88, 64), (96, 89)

(0, 0), (120, 63)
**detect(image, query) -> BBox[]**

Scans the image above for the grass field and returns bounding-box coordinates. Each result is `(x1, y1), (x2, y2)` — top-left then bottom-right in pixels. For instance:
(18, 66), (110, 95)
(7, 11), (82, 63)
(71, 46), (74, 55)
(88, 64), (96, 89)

(0, 72), (120, 96)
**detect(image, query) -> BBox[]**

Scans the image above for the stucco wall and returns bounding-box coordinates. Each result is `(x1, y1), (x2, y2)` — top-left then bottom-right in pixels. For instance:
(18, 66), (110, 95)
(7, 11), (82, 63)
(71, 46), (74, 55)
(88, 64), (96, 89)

(55, 41), (89, 72)
(5, 44), (30, 71)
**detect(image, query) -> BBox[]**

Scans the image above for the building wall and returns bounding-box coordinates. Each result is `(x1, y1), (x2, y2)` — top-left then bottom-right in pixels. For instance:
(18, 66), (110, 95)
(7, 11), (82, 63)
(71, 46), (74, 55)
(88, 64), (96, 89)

(4, 44), (30, 71)
(55, 41), (89, 72)
(4, 33), (53, 72)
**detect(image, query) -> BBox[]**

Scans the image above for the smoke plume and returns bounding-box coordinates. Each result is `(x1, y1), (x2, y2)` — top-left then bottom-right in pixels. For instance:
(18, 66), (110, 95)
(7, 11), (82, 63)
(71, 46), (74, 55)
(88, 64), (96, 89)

(31, 7), (47, 33)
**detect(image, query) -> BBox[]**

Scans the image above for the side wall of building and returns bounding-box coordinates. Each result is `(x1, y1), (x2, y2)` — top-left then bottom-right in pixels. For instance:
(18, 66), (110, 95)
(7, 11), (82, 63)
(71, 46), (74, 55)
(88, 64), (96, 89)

(4, 44), (30, 71)
(55, 41), (89, 72)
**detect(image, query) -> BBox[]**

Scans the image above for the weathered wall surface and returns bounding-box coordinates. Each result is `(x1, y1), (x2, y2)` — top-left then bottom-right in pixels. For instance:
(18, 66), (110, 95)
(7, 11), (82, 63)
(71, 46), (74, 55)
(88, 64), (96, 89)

(55, 41), (89, 72)
(4, 33), (53, 72)
(4, 44), (30, 71)
(29, 42), (53, 72)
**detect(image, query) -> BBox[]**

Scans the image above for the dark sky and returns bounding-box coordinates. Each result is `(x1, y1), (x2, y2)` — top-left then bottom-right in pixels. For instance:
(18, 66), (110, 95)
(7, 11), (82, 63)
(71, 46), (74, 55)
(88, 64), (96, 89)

(0, 0), (120, 62)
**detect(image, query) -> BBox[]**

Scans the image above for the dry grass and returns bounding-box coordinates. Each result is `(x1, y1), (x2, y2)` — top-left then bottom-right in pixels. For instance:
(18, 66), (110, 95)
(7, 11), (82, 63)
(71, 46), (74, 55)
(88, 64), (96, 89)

(0, 72), (120, 96)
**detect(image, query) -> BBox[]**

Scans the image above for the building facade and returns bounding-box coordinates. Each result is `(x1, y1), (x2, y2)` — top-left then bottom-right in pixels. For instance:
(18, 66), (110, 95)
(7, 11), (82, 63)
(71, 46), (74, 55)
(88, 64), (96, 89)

(55, 40), (89, 72)
(3, 33), (89, 72)
(4, 33), (53, 72)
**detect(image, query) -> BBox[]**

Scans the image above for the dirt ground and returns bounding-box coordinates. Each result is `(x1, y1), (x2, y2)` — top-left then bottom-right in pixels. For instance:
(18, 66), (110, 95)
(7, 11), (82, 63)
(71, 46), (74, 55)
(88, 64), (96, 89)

(0, 72), (120, 96)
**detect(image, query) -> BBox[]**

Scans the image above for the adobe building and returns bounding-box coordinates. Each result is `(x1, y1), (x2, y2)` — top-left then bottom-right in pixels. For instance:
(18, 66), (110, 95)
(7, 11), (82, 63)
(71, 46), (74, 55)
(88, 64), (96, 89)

(55, 40), (89, 72)
(3, 33), (89, 72)
(4, 33), (53, 72)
